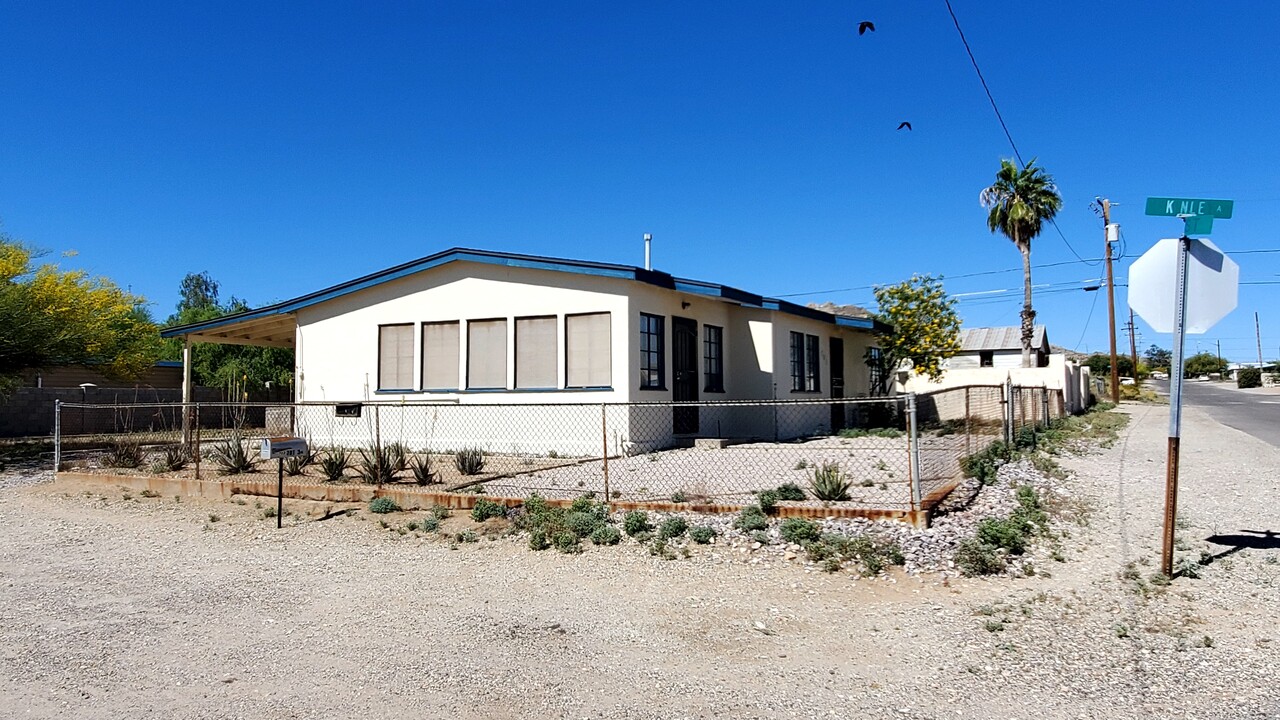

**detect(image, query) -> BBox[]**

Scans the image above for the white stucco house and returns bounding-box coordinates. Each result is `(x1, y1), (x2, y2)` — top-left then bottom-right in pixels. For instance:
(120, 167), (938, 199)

(162, 248), (889, 452)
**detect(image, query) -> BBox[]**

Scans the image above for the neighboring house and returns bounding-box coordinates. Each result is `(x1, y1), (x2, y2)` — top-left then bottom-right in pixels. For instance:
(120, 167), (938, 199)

(948, 326), (1051, 369)
(161, 248), (890, 451)
(898, 325), (1092, 415)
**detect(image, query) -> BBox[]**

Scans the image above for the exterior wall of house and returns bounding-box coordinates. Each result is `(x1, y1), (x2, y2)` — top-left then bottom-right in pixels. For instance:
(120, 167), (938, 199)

(289, 260), (880, 453)
(901, 354), (1090, 414)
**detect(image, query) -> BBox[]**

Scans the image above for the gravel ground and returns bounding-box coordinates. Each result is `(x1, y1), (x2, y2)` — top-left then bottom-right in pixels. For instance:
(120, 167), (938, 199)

(1, 404), (1278, 719)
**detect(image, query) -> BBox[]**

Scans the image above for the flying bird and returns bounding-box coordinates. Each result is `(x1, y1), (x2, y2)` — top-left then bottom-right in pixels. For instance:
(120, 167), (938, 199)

(858, 21), (875, 35)
(897, 121), (912, 131)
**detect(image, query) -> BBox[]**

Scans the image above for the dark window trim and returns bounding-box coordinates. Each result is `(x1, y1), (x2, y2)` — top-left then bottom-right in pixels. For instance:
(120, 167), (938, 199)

(377, 323), (414, 392)
(805, 334), (821, 392)
(703, 324), (724, 393)
(639, 312), (666, 390)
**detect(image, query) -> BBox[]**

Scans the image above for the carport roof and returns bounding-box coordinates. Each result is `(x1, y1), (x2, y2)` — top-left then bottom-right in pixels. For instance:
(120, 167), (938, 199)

(160, 247), (890, 346)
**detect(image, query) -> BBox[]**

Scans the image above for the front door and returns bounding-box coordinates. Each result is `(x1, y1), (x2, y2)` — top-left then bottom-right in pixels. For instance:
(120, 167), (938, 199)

(672, 316), (699, 434)
(829, 337), (845, 432)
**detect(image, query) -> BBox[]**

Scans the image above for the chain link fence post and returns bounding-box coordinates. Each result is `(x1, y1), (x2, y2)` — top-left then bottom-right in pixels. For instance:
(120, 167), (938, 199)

(53, 400), (62, 472)
(194, 403), (202, 480)
(964, 387), (972, 457)
(906, 392), (922, 513)
(601, 404), (610, 506)
(1003, 376), (1014, 445)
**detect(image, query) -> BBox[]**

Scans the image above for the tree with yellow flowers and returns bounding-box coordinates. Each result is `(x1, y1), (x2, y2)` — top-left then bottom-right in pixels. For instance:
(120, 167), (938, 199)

(0, 235), (160, 396)
(866, 274), (961, 394)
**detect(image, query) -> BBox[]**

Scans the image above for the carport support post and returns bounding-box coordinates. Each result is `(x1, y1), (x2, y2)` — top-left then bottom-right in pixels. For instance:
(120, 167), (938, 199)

(906, 393), (922, 513)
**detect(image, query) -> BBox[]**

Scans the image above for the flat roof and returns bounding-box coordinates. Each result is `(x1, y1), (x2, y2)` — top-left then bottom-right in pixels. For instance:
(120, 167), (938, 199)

(160, 247), (889, 346)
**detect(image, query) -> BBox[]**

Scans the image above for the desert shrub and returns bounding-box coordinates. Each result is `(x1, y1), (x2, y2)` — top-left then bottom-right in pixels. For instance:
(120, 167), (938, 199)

(623, 510), (653, 536)
(209, 434), (258, 475)
(565, 511), (606, 538)
(384, 442), (410, 473)
(658, 516), (688, 539)
(101, 439), (145, 469)
(648, 536), (676, 560)
(775, 482), (807, 502)
(838, 427), (903, 439)
(456, 530), (478, 543)
(430, 503), (452, 520)
(355, 444), (397, 485)
(758, 489), (780, 514)
(803, 533), (904, 576)
(733, 504), (768, 532)
(590, 525), (622, 546)
(779, 517), (822, 545)
(409, 454), (435, 485)
(553, 530), (581, 554)
(470, 498), (505, 522)
(569, 494), (604, 515)
(810, 462), (851, 502)
(689, 525), (717, 544)
(1014, 425), (1038, 450)
(318, 448), (349, 482)
(369, 497), (400, 514)
(976, 517), (1029, 555)
(955, 538), (1006, 576)
(529, 527), (551, 550)
(419, 515), (440, 532)
(960, 440), (1014, 485)
(1238, 367), (1262, 389)
(157, 445), (189, 472)
(454, 446), (486, 475)
(670, 490), (688, 504)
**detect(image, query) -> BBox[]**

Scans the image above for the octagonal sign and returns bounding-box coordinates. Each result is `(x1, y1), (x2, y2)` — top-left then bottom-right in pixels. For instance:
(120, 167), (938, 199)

(1128, 238), (1238, 334)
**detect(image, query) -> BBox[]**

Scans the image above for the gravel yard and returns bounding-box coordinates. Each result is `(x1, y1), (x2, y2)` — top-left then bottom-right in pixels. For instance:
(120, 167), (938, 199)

(2, 404), (1279, 719)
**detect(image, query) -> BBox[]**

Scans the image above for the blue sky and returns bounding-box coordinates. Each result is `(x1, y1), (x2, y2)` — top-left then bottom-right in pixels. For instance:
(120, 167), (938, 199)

(2, 1), (1278, 361)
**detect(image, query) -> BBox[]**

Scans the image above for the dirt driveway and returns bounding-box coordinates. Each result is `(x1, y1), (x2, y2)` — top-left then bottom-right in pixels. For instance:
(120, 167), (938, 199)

(1, 404), (1278, 719)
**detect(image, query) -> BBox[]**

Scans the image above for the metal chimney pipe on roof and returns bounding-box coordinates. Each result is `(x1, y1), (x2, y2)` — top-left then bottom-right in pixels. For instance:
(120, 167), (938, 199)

(644, 233), (652, 271)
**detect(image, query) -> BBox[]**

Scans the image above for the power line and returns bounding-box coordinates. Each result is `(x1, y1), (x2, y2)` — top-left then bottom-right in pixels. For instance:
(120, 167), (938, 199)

(1073, 291), (1101, 351)
(770, 257), (1105, 298)
(942, 0), (1095, 267)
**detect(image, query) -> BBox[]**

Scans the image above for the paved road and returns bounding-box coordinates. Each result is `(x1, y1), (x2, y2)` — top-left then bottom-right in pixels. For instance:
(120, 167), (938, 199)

(1149, 379), (1280, 447)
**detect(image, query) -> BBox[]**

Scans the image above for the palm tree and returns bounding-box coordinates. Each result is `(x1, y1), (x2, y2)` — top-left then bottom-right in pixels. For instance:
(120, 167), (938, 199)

(979, 158), (1063, 368)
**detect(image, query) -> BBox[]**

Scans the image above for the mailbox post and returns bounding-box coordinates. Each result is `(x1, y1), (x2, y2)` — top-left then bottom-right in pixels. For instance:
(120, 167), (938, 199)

(261, 437), (308, 529)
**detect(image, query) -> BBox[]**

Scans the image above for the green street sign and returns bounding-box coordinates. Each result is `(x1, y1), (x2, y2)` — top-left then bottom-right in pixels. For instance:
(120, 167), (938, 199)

(1183, 214), (1214, 235)
(1145, 197), (1234, 219)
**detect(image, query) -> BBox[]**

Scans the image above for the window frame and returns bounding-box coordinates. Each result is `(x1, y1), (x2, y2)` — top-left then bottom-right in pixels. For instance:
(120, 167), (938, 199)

(979, 350), (995, 368)
(514, 315), (558, 390)
(565, 311), (613, 389)
(703, 324), (724, 393)
(789, 331), (805, 391)
(867, 346), (886, 396)
(639, 313), (666, 390)
(376, 323), (414, 392)
(805, 334), (821, 392)
(466, 317), (509, 390)
(420, 320), (460, 391)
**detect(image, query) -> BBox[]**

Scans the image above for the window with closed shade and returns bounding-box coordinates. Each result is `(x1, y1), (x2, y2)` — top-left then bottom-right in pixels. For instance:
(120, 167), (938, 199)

(421, 321), (459, 389)
(467, 319), (507, 389)
(515, 316), (557, 389)
(378, 324), (413, 391)
(566, 312), (611, 388)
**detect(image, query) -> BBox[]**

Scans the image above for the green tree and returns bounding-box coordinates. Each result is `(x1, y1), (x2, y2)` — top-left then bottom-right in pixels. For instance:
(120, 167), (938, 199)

(866, 274), (962, 394)
(1084, 353), (1134, 378)
(1143, 344), (1172, 371)
(979, 158), (1063, 368)
(0, 236), (160, 395)
(161, 273), (293, 395)
(1183, 352), (1228, 378)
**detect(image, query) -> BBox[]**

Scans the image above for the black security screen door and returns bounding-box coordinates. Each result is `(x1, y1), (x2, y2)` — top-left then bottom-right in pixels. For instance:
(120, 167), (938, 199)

(672, 316), (699, 434)
(829, 337), (845, 432)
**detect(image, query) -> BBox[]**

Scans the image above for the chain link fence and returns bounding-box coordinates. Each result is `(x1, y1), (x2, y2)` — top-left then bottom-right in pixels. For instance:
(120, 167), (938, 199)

(53, 383), (1067, 518)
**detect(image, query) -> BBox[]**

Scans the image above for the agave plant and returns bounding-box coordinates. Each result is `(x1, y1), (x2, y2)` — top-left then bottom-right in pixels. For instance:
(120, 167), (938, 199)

(157, 444), (190, 472)
(810, 462), (852, 502)
(283, 442), (317, 477)
(384, 442), (410, 473)
(355, 443), (397, 485)
(409, 453), (436, 485)
(454, 446), (486, 476)
(100, 439), (145, 469)
(318, 447), (350, 483)
(208, 432), (259, 476)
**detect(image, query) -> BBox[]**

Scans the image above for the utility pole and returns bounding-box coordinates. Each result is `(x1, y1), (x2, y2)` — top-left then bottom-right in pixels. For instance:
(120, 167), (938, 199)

(1101, 198), (1121, 403)
(1256, 312), (1264, 366)
(1217, 339), (1223, 378)
(1128, 309), (1139, 376)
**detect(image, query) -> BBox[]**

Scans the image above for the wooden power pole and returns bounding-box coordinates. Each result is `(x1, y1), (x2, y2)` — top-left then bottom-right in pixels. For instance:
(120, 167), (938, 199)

(1102, 199), (1121, 402)
(1128, 309), (1139, 375)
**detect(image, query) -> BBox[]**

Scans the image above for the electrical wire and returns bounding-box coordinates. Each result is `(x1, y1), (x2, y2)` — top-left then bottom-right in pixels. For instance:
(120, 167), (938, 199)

(770, 257), (1105, 298)
(1073, 291), (1100, 351)
(942, 0), (1097, 267)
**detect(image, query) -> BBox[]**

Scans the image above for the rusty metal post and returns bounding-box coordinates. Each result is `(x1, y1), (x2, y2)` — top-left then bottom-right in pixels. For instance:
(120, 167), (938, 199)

(374, 404), (381, 448)
(601, 404), (610, 505)
(194, 404), (202, 480)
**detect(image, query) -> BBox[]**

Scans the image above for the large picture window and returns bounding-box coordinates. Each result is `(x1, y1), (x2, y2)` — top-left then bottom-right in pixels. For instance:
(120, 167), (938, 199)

(566, 312), (611, 388)
(421, 321), (459, 390)
(467, 319), (508, 389)
(515, 316), (557, 389)
(639, 313), (665, 389)
(703, 324), (723, 392)
(378, 324), (414, 391)
(790, 331), (820, 392)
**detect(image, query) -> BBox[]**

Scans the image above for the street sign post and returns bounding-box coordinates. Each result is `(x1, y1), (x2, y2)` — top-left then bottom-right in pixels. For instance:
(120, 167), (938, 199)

(1134, 198), (1237, 576)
